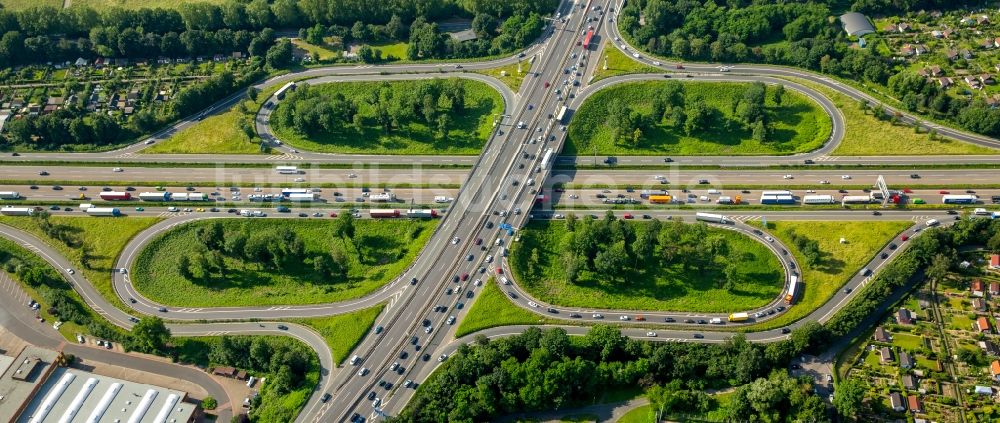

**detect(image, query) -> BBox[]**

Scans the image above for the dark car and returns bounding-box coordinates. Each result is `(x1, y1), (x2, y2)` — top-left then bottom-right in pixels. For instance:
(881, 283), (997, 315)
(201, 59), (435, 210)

(228, 209), (238, 213)
(367, 391), (377, 401)
(872, 211), (881, 216)
(29, 185), (38, 190)
(321, 393), (332, 403)
(889, 243), (897, 250)
(693, 333), (704, 339)
(399, 351), (408, 359)
(781, 328), (791, 334)
(946, 210), (958, 215)
(410, 336), (418, 345)
(422, 353), (431, 361)
(838, 189), (848, 193)
(277, 324), (288, 330)
(422, 319), (431, 327)
(698, 179), (709, 184)
(881, 252), (888, 259)
(664, 317), (675, 322)
(411, 277), (419, 285)
(685, 319), (695, 323)
(570, 313), (582, 318)
(664, 157), (673, 163)
(298, 213), (308, 217)
(697, 319), (707, 324)
(78, 186), (87, 191)
(804, 159), (814, 164)
(125, 186), (135, 191)
(909, 174), (920, 179)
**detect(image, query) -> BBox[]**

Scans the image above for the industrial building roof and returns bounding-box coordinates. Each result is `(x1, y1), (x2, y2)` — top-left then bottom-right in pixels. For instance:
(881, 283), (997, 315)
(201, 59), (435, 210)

(16, 367), (194, 423)
(840, 12), (875, 37)
(0, 346), (59, 420)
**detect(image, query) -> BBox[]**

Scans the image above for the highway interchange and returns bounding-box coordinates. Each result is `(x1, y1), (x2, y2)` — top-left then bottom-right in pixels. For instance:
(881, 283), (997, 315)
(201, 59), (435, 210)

(1, 0), (1000, 421)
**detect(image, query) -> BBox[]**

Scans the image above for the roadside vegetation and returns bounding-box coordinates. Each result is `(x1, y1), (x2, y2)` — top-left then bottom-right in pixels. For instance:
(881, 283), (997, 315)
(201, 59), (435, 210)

(270, 78), (503, 155)
(566, 81), (831, 156)
(619, 392), (733, 423)
(291, 304), (383, 366)
(0, 214), (162, 311)
(746, 221), (912, 331)
(454, 281), (557, 338)
(133, 216), (435, 307)
(474, 61), (534, 91)
(173, 334), (319, 422)
(399, 325), (830, 422)
(143, 97), (261, 154)
(0, 236), (123, 341)
(788, 79), (999, 156)
(509, 213), (783, 313)
(591, 46), (662, 81)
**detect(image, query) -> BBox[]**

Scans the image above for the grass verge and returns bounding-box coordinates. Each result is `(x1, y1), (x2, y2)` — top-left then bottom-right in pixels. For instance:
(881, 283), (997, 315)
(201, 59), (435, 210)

(742, 220), (912, 331)
(473, 61), (534, 91)
(271, 78), (503, 155)
(566, 81), (831, 156)
(133, 218), (435, 307)
(0, 215), (163, 312)
(784, 78), (1000, 156)
(290, 304), (383, 367)
(591, 46), (662, 81)
(510, 219), (783, 313)
(142, 102), (261, 154)
(455, 281), (558, 338)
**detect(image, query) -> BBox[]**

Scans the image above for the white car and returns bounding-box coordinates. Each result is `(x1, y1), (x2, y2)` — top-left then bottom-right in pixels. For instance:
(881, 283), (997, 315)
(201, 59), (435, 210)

(451, 237), (460, 245)
(782, 174), (793, 179)
(474, 279), (482, 286)
(348, 173), (358, 178)
(568, 194), (579, 199)
(841, 175), (851, 180)
(554, 214), (565, 219)
(719, 66), (731, 72)
(65, 268), (74, 275)
(653, 61), (661, 66)
(357, 367), (369, 376)
(592, 313), (604, 319)
(765, 236), (774, 242)
(485, 255), (493, 263)
(619, 315), (630, 321)
(167, 207), (179, 212)
(819, 180), (830, 185)
(646, 331), (657, 337)
(352, 212), (361, 218)
(293, 178), (305, 182)
(653, 175), (665, 180)
(144, 139), (155, 145)
(805, 190), (816, 194)
(112, 167), (124, 172)
(528, 301), (539, 308)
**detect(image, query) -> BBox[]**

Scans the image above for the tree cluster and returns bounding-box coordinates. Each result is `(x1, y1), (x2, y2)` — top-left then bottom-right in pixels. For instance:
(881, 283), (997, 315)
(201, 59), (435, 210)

(208, 335), (313, 396)
(784, 227), (821, 266)
(526, 212), (750, 290)
(273, 78), (469, 139)
(726, 370), (828, 421)
(176, 221), (349, 282)
(396, 325), (825, 422)
(0, 0), (557, 67)
(620, 0), (1000, 138)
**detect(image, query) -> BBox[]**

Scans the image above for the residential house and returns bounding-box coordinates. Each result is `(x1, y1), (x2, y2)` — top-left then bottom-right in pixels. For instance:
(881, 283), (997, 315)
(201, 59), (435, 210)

(966, 75), (983, 89)
(10, 98), (23, 109)
(927, 65), (942, 76)
(73, 57), (87, 66)
(123, 106), (134, 115)
(897, 308), (915, 325)
(875, 326), (891, 342)
(939, 77), (954, 88)
(974, 298), (987, 311)
(973, 279), (986, 296)
(900, 351), (915, 369)
(963, 49), (975, 60)
(979, 15), (991, 25)
(990, 254), (1000, 269)
(975, 386), (993, 396)
(976, 316), (992, 333)
(946, 49), (959, 61)
(991, 282), (1000, 295)
(982, 39), (995, 49)
(901, 45), (916, 56)
(981, 74), (996, 85)
(902, 374), (918, 390)
(41, 104), (57, 114)
(979, 340), (1000, 356)
(962, 16), (977, 26)
(27, 103), (40, 115)
(232, 51), (244, 60)
(931, 29), (944, 38)
(907, 395), (922, 413)
(890, 392), (905, 411)
(46, 97), (63, 107)
(210, 365), (248, 380)
(992, 360), (1000, 382)
(880, 346), (894, 363)
(897, 22), (911, 32)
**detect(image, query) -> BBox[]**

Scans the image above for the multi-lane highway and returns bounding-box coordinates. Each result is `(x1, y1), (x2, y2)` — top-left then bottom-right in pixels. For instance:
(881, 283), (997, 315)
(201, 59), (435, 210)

(2, 0), (1000, 421)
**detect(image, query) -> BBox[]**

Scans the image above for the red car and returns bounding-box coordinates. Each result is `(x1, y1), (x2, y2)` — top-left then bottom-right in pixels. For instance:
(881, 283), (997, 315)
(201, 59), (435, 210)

(544, 81), (550, 88)
(902, 188), (913, 193)
(901, 235), (909, 241)
(496, 267), (503, 274)
(461, 273), (469, 281)
(623, 213), (633, 219)
(675, 64), (684, 69)
(938, 190), (950, 194)
(475, 238), (482, 245)
(328, 212), (338, 217)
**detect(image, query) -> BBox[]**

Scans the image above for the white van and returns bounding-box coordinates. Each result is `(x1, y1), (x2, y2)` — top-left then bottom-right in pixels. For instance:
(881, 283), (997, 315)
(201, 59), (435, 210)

(350, 355), (361, 365)
(707, 189), (721, 195)
(499, 276), (510, 285)
(79, 203), (93, 210)
(925, 218), (939, 227)
(246, 376), (256, 387)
